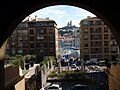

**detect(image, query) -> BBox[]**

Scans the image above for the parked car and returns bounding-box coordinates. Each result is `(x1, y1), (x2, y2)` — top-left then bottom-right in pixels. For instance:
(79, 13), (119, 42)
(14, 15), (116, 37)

(46, 84), (62, 90)
(68, 84), (88, 90)
(71, 64), (77, 68)
(71, 64), (77, 70)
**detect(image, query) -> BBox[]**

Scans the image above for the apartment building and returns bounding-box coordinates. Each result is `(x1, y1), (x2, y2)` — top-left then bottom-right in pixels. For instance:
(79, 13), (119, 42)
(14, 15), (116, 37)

(80, 16), (118, 62)
(6, 18), (59, 62)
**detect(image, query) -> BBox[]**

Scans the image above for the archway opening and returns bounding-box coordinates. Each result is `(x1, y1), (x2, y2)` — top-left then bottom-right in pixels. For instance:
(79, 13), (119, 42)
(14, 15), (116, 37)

(3, 4), (118, 90)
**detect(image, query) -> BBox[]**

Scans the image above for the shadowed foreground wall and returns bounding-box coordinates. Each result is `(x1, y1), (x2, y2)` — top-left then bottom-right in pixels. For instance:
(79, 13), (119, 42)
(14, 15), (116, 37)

(109, 63), (120, 90)
(5, 65), (25, 90)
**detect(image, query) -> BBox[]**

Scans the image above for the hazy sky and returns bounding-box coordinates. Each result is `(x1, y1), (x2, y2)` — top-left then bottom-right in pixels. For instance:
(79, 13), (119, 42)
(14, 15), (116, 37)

(28, 5), (96, 28)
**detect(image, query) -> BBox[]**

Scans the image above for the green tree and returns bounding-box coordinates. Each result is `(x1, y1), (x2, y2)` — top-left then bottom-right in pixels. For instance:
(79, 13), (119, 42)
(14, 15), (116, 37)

(10, 55), (24, 69)
(24, 55), (31, 63)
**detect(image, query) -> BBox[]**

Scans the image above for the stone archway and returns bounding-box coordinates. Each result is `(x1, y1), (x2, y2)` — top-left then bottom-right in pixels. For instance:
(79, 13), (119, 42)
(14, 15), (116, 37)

(1, 0), (120, 48)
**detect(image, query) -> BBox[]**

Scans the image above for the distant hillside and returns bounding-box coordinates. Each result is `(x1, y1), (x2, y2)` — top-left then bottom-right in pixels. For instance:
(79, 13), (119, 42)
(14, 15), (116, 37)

(58, 30), (73, 36)
(58, 20), (79, 36)
(58, 25), (78, 30)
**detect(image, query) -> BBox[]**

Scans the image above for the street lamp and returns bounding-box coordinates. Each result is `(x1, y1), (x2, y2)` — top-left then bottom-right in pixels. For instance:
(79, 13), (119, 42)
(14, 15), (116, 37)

(57, 54), (62, 74)
(81, 58), (84, 73)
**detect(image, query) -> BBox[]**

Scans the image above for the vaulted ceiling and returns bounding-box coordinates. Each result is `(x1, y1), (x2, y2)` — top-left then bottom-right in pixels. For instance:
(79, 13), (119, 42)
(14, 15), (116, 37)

(0, 0), (120, 47)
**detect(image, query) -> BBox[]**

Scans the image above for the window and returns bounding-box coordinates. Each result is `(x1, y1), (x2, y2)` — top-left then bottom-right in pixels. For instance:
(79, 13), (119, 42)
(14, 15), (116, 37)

(84, 55), (89, 59)
(84, 35), (88, 40)
(11, 42), (15, 45)
(90, 27), (101, 33)
(84, 48), (89, 54)
(18, 37), (23, 41)
(30, 36), (34, 41)
(111, 41), (117, 46)
(18, 49), (23, 54)
(104, 48), (108, 53)
(17, 30), (23, 36)
(12, 49), (15, 55)
(37, 35), (44, 40)
(84, 28), (88, 34)
(30, 50), (35, 54)
(97, 20), (102, 25)
(23, 43), (28, 48)
(6, 44), (9, 49)
(104, 41), (108, 46)
(94, 35), (98, 39)
(49, 43), (54, 47)
(90, 21), (93, 25)
(11, 37), (16, 42)
(36, 28), (47, 34)
(23, 30), (28, 35)
(104, 27), (108, 33)
(30, 43), (34, 48)
(104, 34), (108, 39)
(49, 29), (53, 32)
(40, 49), (44, 53)
(82, 20), (89, 25)
(111, 47), (118, 51)
(91, 34), (101, 40)
(49, 36), (54, 41)
(18, 22), (28, 28)
(37, 29), (44, 33)
(84, 41), (88, 47)
(91, 41), (98, 47)
(18, 43), (23, 47)
(96, 27), (101, 33)
(49, 28), (53, 34)
(40, 43), (44, 47)
(40, 29), (44, 33)
(93, 29), (97, 33)
(30, 29), (34, 35)
(91, 48), (99, 54)
(44, 43), (48, 48)
(49, 23), (54, 26)
(24, 37), (28, 40)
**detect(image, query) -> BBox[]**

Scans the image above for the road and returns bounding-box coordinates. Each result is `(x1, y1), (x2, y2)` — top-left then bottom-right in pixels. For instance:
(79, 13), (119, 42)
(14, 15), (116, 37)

(46, 72), (108, 90)
(49, 61), (108, 90)
(45, 60), (108, 90)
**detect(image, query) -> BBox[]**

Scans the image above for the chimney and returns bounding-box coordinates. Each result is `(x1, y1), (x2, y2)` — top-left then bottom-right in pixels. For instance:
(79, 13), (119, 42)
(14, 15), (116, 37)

(87, 16), (91, 19)
(46, 17), (49, 20)
(35, 15), (37, 21)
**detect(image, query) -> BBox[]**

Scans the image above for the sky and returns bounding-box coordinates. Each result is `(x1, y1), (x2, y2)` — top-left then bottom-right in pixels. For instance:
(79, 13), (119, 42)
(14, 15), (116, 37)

(28, 5), (96, 28)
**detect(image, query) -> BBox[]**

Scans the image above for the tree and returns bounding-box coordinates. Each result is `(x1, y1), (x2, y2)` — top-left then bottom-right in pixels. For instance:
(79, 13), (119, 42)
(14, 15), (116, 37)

(24, 55), (31, 63)
(9, 55), (24, 69)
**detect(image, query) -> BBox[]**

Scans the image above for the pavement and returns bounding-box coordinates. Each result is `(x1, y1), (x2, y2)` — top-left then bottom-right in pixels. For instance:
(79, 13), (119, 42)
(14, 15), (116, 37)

(25, 64), (40, 78)
(40, 82), (51, 90)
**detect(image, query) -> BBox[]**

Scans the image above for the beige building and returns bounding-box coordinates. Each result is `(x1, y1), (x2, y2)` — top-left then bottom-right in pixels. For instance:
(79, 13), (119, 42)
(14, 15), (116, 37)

(6, 18), (59, 62)
(80, 16), (119, 62)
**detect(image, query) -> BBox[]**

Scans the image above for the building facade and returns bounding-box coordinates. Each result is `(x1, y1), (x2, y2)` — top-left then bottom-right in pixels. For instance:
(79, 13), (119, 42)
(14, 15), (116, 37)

(6, 18), (59, 62)
(80, 16), (119, 62)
